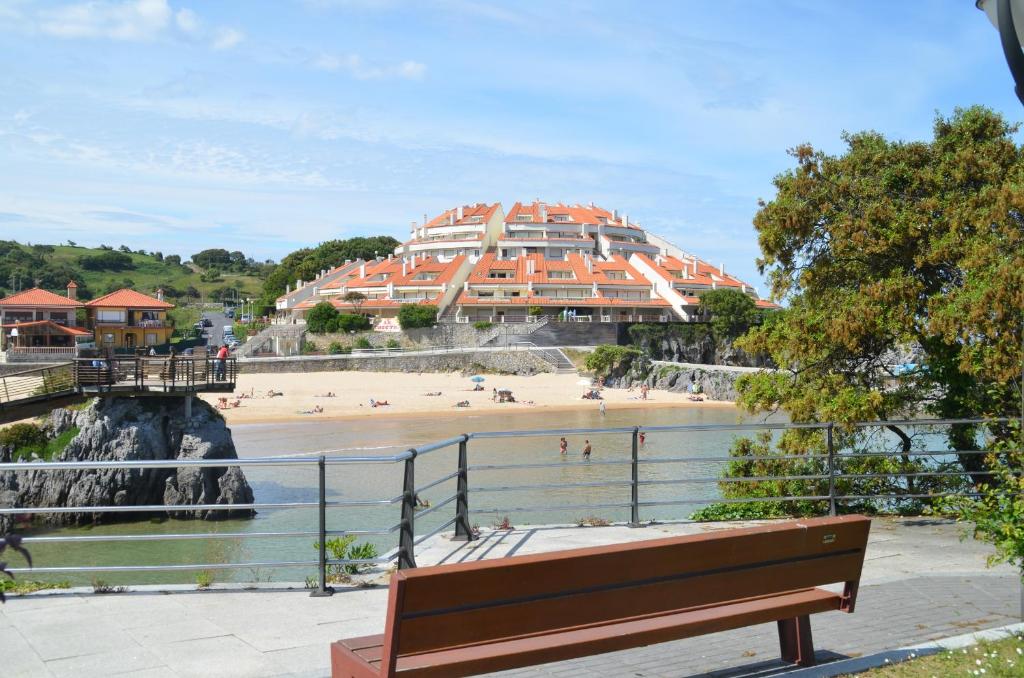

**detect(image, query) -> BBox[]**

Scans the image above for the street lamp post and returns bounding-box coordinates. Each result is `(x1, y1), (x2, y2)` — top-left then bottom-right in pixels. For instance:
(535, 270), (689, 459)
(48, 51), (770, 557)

(977, 0), (1024, 105)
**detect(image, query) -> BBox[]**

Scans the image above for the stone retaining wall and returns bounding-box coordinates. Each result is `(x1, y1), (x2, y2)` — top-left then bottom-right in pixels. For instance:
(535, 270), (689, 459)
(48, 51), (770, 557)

(238, 350), (553, 376)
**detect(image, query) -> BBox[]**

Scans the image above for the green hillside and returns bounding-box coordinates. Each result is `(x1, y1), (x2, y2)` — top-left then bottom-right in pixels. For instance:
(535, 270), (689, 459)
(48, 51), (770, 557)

(1, 241), (268, 337)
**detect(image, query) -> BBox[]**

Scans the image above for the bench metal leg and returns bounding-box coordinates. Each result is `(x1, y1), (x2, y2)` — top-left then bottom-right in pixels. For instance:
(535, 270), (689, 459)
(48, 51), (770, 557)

(777, 615), (815, 666)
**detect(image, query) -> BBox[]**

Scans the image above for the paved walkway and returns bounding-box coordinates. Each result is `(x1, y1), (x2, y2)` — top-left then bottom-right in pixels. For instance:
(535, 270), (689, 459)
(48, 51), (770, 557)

(1, 518), (1019, 678)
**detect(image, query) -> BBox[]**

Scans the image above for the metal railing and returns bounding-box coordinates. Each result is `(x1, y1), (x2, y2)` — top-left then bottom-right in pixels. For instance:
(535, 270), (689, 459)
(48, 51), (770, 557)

(73, 356), (237, 392)
(0, 417), (1013, 593)
(0, 362), (77, 405)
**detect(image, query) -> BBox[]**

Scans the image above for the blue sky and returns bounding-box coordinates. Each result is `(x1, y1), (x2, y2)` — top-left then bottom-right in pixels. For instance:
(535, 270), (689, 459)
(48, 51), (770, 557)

(0, 0), (1018, 293)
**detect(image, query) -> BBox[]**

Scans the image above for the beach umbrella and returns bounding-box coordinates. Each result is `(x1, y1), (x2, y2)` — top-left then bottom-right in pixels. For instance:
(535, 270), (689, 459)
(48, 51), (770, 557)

(470, 375), (486, 383)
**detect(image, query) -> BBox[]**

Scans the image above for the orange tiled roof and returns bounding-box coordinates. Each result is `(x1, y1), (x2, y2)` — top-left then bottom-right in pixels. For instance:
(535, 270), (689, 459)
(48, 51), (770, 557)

(424, 203), (500, 229)
(505, 201), (641, 230)
(0, 319), (92, 335)
(0, 287), (84, 307)
(321, 256), (466, 292)
(85, 288), (175, 309)
(466, 253), (654, 287)
(634, 254), (750, 290)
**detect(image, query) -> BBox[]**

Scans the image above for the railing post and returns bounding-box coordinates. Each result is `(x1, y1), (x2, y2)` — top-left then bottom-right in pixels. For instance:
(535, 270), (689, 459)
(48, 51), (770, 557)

(629, 426), (641, 526)
(398, 449), (417, 569)
(453, 435), (475, 541)
(310, 455), (334, 597)
(827, 423), (836, 517)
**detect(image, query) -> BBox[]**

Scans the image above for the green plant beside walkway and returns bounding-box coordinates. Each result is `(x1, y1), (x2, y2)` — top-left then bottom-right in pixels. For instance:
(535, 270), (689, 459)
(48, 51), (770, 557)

(313, 536), (380, 581)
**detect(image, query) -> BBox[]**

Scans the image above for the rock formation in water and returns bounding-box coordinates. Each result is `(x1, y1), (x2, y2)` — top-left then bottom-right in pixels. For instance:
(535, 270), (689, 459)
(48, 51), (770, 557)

(603, 354), (747, 402)
(0, 397), (255, 532)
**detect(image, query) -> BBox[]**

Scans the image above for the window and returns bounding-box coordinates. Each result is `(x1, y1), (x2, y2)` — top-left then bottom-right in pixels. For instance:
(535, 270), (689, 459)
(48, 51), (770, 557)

(413, 272), (439, 281)
(96, 310), (126, 323)
(145, 333), (158, 345)
(552, 215), (570, 222)
(487, 270), (513, 279)
(603, 270), (627, 280)
(102, 333), (115, 345)
(516, 215), (532, 222)
(49, 312), (69, 325)
(548, 270), (575, 280)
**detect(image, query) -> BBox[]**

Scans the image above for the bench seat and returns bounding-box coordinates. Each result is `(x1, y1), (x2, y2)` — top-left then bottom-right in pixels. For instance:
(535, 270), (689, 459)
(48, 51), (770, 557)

(332, 587), (843, 678)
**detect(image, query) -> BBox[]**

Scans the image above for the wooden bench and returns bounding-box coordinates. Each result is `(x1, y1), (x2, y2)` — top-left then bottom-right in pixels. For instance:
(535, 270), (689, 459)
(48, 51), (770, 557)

(331, 515), (870, 678)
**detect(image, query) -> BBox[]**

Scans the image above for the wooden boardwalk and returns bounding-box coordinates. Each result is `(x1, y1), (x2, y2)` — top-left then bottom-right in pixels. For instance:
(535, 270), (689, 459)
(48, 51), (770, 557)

(0, 357), (236, 424)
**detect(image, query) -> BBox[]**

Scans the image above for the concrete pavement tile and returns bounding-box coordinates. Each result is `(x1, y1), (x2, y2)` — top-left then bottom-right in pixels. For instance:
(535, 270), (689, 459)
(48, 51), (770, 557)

(45, 646), (165, 678)
(264, 643), (331, 677)
(1, 593), (89, 614)
(111, 669), (180, 678)
(148, 635), (289, 678)
(127, 618), (231, 645)
(17, 613), (137, 662)
(0, 626), (54, 678)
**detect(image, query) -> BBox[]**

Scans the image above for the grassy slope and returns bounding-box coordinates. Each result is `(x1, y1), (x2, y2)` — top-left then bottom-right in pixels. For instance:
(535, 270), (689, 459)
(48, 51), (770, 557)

(45, 245), (265, 301)
(846, 634), (1024, 677)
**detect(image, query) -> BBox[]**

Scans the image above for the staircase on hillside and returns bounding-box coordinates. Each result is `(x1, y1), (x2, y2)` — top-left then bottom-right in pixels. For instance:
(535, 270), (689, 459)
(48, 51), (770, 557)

(236, 324), (307, 357)
(513, 342), (577, 373)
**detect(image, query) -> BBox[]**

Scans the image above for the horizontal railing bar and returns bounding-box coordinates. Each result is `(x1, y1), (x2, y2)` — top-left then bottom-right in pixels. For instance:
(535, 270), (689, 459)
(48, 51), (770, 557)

(470, 426), (638, 439)
(639, 422), (825, 433)
(6, 560), (320, 574)
(639, 495), (830, 507)
(20, 530), (320, 543)
(0, 457), (323, 471)
(472, 479), (635, 493)
(836, 471), (996, 480)
(415, 470), (460, 494)
(835, 492), (984, 500)
(469, 460), (631, 471)
(834, 450), (993, 459)
(414, 436), (468, 457)
(413, 518), (457, 546)
(639, 454), (822, 464)
(325, 497), (401, 507)
(413, 494), (458, 519)
(324, 453), (412, 464)
(638, 474), (829, 486)
(849, 417), (1012, 428)
(471, 502), (633, 514)
(0, 501), (320, 515)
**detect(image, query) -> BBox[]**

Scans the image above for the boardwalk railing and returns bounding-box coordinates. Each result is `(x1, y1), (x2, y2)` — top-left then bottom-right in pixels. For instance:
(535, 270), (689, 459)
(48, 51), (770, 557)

(0, 362), (77, 406)
(0, 416), (1015, 593)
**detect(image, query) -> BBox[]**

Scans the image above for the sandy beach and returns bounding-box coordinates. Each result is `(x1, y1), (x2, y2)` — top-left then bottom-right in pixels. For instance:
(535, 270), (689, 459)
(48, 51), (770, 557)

(197, 371), (734, 424)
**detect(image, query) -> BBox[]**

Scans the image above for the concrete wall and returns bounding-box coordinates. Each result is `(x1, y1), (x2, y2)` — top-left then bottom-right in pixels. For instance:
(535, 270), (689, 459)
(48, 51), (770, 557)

(238, 349), (553, 376)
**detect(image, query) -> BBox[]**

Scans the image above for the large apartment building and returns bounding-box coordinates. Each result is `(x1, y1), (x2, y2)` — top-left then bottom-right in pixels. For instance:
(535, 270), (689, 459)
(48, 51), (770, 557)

(280, 199), (776, 326)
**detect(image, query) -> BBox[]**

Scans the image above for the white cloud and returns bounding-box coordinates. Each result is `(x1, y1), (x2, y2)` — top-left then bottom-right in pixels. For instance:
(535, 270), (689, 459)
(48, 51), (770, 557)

(312, 53), (425, 80)
(212, 26), (243, 50)
(39, 0), (171, 41)
(174, 7), (199, 35)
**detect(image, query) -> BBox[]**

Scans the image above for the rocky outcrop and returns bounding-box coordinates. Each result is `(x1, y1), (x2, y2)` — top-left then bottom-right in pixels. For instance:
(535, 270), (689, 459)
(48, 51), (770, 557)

(0, 397), (254, 532)
(628, 324), (773, 368)
(604, 354), (757, 402)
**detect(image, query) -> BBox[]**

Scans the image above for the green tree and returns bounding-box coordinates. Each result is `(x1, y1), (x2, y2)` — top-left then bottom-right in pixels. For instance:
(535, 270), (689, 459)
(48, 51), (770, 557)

(397, 304), (436, 329)
(78, 250), (134, 271)
(728, 106), (1023, 501)
(697, 289), (759, 342)
(191, 248), (232, 270)
(306, 302), (339, 334)
(342, 291), (366, 315)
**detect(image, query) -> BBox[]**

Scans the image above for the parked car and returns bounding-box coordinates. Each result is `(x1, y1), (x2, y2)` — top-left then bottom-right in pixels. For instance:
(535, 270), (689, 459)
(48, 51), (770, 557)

(225, 309), (235, 319)
(201, 318), (213, 327)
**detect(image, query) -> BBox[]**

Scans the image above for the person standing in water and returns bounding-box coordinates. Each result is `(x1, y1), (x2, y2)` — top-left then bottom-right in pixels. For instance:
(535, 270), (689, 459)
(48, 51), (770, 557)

(582, 440), (592, 459)
(599, 400), (606, 416)
(639, 431), (646, 447)
(559, 437), (568, 455)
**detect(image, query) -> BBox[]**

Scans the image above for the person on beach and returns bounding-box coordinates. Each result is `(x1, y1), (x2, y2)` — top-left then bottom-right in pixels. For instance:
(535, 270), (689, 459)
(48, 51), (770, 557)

(641, 384), (649, 401)
(599, 400), (606, 416)
(582, 440), (592, 459)
(559, 437), (568, 455)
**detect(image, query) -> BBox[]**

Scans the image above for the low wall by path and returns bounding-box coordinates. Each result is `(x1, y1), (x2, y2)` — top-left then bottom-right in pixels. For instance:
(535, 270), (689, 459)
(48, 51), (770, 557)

(237, 349), (553, 376)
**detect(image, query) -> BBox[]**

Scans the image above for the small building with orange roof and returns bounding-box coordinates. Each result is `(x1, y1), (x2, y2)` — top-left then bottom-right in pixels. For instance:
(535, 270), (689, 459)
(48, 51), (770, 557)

(85, 288), (175, 350)
(0, 281), (91, 360)
(297, 255), (472, 322)
(393, 203), (503, 263)
(451, 253), (671, 323)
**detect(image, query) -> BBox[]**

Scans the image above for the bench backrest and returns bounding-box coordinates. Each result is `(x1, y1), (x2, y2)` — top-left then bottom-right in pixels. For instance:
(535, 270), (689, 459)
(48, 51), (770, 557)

(382, 515), (869, 668)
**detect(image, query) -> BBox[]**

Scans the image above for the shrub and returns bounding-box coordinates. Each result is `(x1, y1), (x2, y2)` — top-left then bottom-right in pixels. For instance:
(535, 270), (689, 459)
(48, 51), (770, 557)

(314, 536), (380, 578)
(397, 304), (436, 329)
(354, 337), (372, 349)
(336, 313), (370, 332)
(528, 306), (543, 316)
(327, 341), (349, 355)
(0, 423), (48, 461)
(300, 340), (318, 355)
(385, 338), (400, 349)
(689, 501), (794, 522)
(306, 301), (339, 334)
(78, 250), (134, 271)
(473, 321), (493, 331)
(584, 345), (641, 375)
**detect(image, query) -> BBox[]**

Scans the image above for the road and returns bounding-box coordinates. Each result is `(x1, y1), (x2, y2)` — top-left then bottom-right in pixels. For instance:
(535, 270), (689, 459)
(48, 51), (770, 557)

(199, 309), (232, 349)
